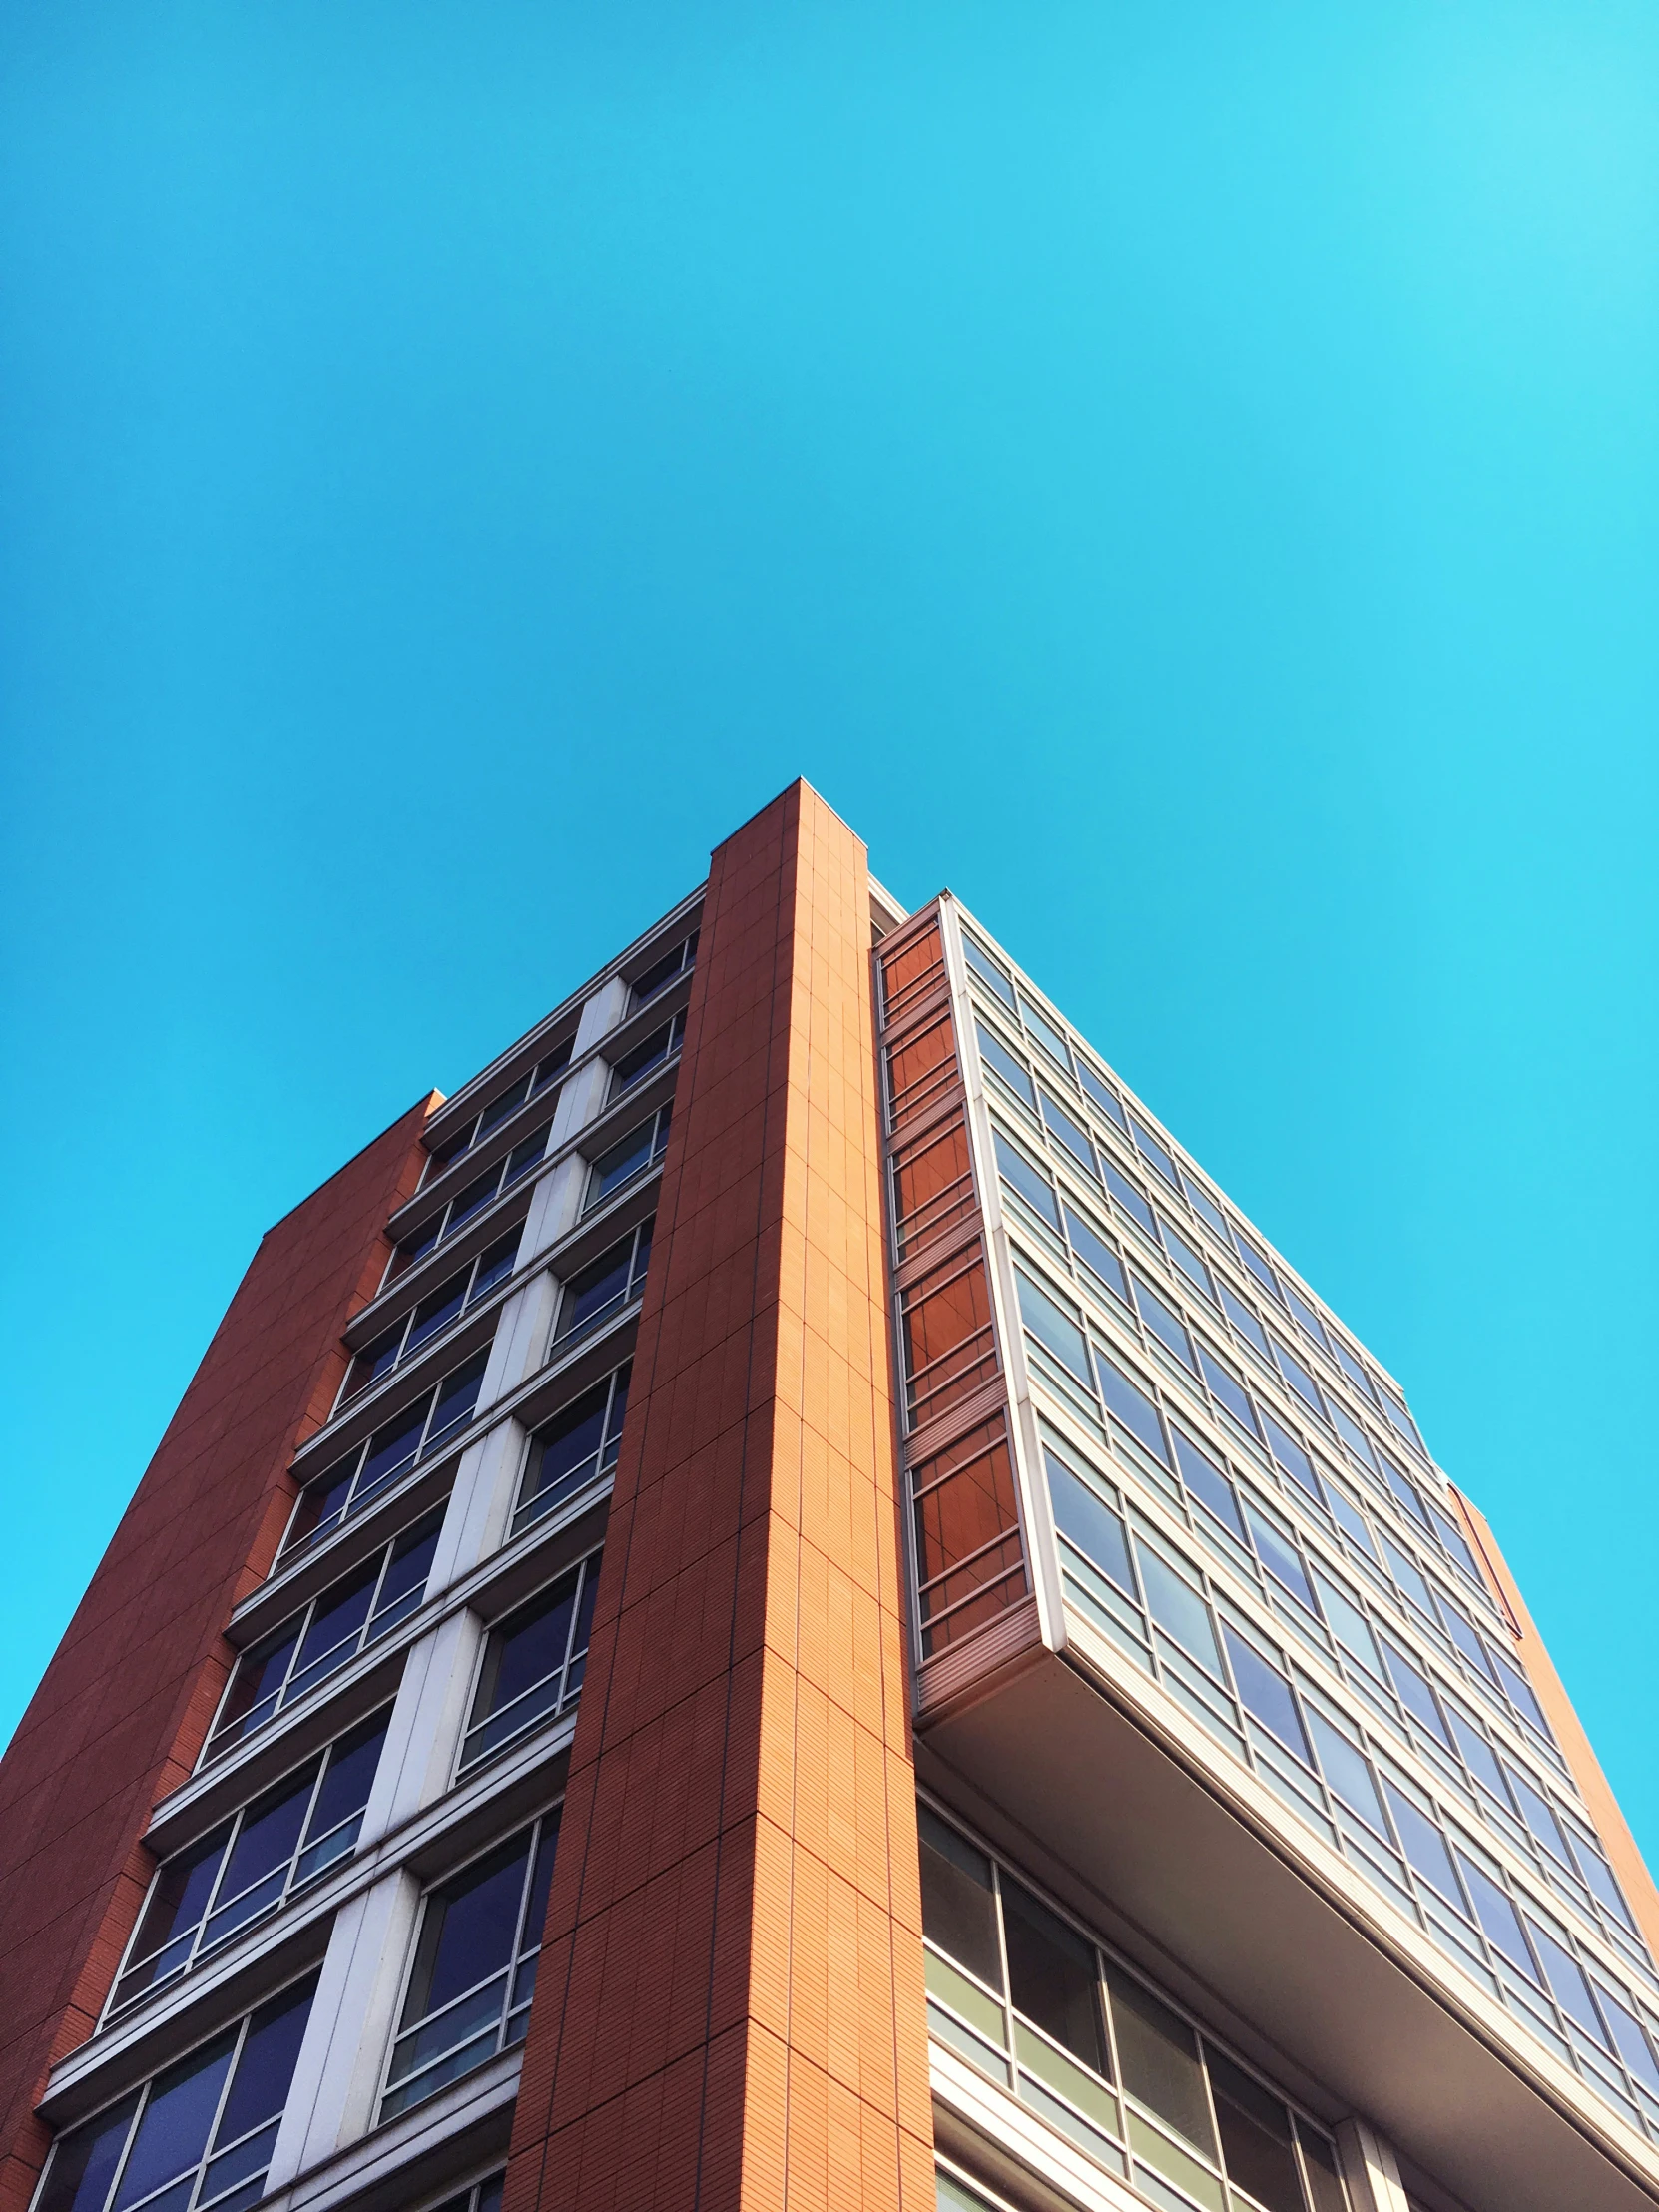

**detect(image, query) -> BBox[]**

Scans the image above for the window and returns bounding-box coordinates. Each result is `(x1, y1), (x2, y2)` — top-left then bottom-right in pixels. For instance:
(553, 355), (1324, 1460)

(1272, 1337), (1329, 1423)
(888, 1014), (958, 1126)
(113, 1713), (389, 2014)
(1235, 1233), (1284, 1307)
(1159, 1220), (1215, 1304)
(1130, 1273), (1196, 1374)
(1281, 1282), (1332, 1356)
(607, 1009), (685, 1099)
(961, 931), (1016, 1010)
(880, 920), (946, 1025)
(1219, 1283), (1271, 1359)
(460, 1554), (602, 1772)
(1016, 1269), (1093, 1389)
(918, 1805), (1347, 2211)
(1180, 1173), (1233, 1248)
(1076, 1057), (1129, 1133)
(553, 1219), (652, 1346)
(423, 1045), (571, 1180)
(208, 1515), (441, 1758)
(1129, 1116), (1180, 1191)
(513, 1365), (630, 1537)
(37, 1979), (316, 2212)
(286, 1351), (491, 1555)
(342, 1232), (520, 1401)
(993, 1127), (1060, 1230)
(381, 1814), (559, 2119)
(1103, 1160), (1156, 1238)
(629, 928), (698, 1009)
(584, 1105), (671, 1211)
(423, 2179), (502, 2212)
(973, 1022), (1034, 1109)
(1062, 1204), (1129, 1308)
(1018, 994), (1073, 1076)
(392, 1125), (552, 1276)
(910, 1416), (1026, 1657)
(903, 1249), (999, 1427)
(1039, 1090), (1097, 1178)
(891, 1114), (976, 1260)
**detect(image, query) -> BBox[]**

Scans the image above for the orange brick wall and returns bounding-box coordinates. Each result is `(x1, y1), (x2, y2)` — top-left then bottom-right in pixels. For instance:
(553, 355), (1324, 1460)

(0, 1099), (436, 2212)
(506, 782), (933, 2212)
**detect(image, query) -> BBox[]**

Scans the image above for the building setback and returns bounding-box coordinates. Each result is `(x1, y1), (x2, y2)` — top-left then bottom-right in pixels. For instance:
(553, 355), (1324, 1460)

(2, 778), (1656, 2212)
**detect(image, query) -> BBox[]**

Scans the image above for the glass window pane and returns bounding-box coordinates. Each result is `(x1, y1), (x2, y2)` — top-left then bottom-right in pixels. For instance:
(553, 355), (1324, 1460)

(502, 1124), (551, 1187)
(1132, 1276), (1195, 1373)
(1242, 1504), (1317, 1614)
(112, 2032), (238, 2211)
(1235, 1236), (1282, 1304)
(994, 1130), (1059, 1229)
(1379, 1538), (1437, 1624)
(963, 935), (1016, 1009)
(1016, 1270), (1092, 1385)
(128, 1829), (232, 1978)
(294, 1561), (381, 1677)
(1160, 1222), (1214, 1301)
(359, 1402), (429, 1496)
(445, 1169), (500, 1236)
(216, 1771), (315, 1911)
(1445, 1710), (1507, 1800)
(1103, 1162), (1156, 1237)
(1018, 995), (1074, 1075)
(1095, 1350), (1171, 1465)
(917, 1808), (1003, 1989)
(1039, 1091), (1097, 1176)
(1172, 1431), (1243, 1538)
(1206, 2049), (1302, 2212)
(1273, 1340), (1326, 1419)
(1046, 1453), (1136, 1597)
(1218, 1286), (1270, 1360)
(1310, 1570), (1382, 1677)
(1135, 1541), (1222, 1676)
(1104, 1964), (1217, 2158)
(475, 1075), (532, 1140)
(1001, 1878), (1108, 2074)
(975, 1023), (1034, 1106)
(1298, 2121), (1350, 2212)
(1330, 1403), (1377, 1472)
(559, 1237), (637, 1339)
(373, 1519), (442, 1625)
(1262, 1414), (1321, 1506)
(1528, 1920), (1610, 2047)
(1455, 1852), (1536, 1978)
(38, 2096), (142, 2212)
(405, 1834), (534, 2026)
(1198, 1348), (1259, 1438)
(1381, 1639), (1451, 1748)
(1597, 1985), (1659, 2096)
(1077, 1060), (1128, 1131)
(1381, 1783), (1462, 1908)
(1281, 1284), (1331, 1354)
(305, 1713), (390, 1847)
(1063, 1206), (1129, 1306)
(474, 1575), (580, 1733)
(404, 1273), (470, 1357)
(589, 1120), (656, 1205)
(214, 1981), (315, 2146)
(1129, 1118), (1180, 1189)
(1306, 1712), (1389, 1835)
(1222, 1628), (1311, 1764)
(1181, 1177), (1231, 1245)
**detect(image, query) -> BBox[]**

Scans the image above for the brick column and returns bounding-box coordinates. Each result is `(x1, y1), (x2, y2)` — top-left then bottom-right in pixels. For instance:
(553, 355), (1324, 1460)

(0, 1097), (437, 2212)
(506, 782), (932, 2212)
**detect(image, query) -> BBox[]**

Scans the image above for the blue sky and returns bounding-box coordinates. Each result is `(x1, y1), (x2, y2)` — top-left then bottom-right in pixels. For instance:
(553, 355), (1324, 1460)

(2, 0), (1656, 1855)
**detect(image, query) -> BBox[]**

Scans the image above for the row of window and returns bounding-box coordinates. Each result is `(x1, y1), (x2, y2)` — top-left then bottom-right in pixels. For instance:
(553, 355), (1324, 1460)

(1040, 1429), (1659, 2137)
(1010, 1266), (1650, 1986)
(341, 1233), (521, 1405)
(391, 1124), (551, 1280)
(962, 937), (1431, 1473)
(982, 1087), (1494, 1624)
(1010, 1258), (1560, 1772)
(919, 1803), (1349, 2212)
(289, 1213), (653, 1569)
(45, 1811), (559, 2212)
(127, 1544), (600, 2027)
(422, 1041), (573, 1184)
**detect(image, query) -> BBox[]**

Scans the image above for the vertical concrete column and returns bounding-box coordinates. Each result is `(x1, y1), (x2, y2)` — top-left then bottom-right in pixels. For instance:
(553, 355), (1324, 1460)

(1334, 2119), (1411, 2212)
(504, 782), (932, 2212)
(266, 1868), (424, 2188)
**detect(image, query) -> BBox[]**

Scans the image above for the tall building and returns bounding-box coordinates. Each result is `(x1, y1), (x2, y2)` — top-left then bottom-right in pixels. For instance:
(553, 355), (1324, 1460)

(3, 780), (1656, 2212)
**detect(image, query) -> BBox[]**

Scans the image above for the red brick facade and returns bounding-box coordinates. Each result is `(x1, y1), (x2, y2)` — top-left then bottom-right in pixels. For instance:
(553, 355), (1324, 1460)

(504, 784), (932, 2212)
(0, 1100), (436, 2212)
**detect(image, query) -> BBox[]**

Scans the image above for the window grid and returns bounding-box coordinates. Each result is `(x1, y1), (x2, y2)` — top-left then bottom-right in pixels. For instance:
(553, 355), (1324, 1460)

(459, 1551), (602, 1774)
(109, 1711), (390, 2018)
(205, 1514), (442, 1761)
(283, 1350), (492, 1562)
(512, 1363), (631, 1539)
(628, 928), (698, 1011)
(338, 1229), (521, 1406)
(962, 964), (1440, 1493)
(33, 1978), (317, 2212)
(391, 1122), (553, 1278)
(379, 1812), (559, 2121)
(583, 1105), (672, 1215)
(1039, 1430), (1659, 2133)
(919, 1801), (1349, 2212)
(974, 1048), (1503, 1634)
(421, 1042), (572, 1186)
(607, 1008), (686, 1101)
(552, 1218), (653, 1349)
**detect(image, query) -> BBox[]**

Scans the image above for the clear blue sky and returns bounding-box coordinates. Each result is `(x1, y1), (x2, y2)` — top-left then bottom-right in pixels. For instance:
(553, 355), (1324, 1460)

(2, 0), (1656, 1855)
